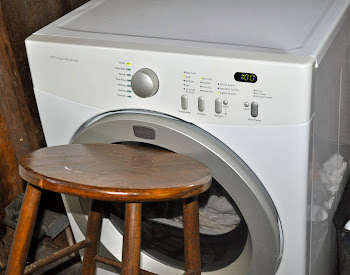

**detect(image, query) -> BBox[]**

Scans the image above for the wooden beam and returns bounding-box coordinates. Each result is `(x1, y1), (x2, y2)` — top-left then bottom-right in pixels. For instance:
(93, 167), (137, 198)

(0, 4), (33, 220)
(0, 0), (89, 220)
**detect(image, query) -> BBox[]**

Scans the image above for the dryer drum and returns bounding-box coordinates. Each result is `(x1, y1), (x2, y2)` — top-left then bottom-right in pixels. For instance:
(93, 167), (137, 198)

(106, 145), (248, 271)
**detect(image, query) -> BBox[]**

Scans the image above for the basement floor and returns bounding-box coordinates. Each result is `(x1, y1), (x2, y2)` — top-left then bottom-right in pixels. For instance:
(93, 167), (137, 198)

(0, 225), (82, 274)
(0, 191), (83, 274)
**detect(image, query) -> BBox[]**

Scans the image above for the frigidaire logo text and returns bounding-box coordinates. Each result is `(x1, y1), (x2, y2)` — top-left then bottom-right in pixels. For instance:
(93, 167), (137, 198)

(50, 56), (79, 62)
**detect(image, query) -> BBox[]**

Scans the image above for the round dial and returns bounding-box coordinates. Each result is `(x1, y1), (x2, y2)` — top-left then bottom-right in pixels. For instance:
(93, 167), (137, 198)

(131, 68), (159, 98)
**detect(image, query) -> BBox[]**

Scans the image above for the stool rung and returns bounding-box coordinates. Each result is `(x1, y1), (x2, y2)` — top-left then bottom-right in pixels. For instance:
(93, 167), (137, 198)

(95, 255), (158, 275)
(24, 239), (91, 274)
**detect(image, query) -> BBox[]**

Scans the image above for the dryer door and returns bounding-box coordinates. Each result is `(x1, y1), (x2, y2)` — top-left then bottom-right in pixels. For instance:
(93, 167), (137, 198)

(65, 110), (282, 275)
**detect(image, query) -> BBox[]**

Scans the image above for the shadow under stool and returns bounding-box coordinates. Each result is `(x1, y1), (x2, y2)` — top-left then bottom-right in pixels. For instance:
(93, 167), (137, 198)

(5, 144), (212, 275)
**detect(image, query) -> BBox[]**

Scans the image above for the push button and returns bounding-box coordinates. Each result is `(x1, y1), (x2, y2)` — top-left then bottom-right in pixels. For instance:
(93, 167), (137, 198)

(251, 102), (258, 117)
(215, 98), (222, 114)
(198, 97), (205, 112)
(181, 95), (188, 110)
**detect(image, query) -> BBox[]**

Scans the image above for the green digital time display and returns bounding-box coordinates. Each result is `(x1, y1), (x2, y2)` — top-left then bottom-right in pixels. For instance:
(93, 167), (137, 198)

(234, 72), (257, 83)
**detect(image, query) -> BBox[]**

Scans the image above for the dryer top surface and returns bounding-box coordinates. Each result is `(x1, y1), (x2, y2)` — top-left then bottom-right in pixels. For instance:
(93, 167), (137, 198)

(35, 0), (350, 63)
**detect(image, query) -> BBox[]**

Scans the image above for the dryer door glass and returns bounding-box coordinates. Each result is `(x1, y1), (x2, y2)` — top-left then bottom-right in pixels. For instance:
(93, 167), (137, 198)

(69, 110), (282, 275)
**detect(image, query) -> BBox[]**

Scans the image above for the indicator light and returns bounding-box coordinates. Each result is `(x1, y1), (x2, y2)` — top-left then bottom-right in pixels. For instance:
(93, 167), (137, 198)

(127, 74), (131, 76)
(127, 68), (131, 71)
(126, 63), (131, 65)
(127, 96), (132, 98)
(127, 90), (132, 93)
(127, 85), (131, 87)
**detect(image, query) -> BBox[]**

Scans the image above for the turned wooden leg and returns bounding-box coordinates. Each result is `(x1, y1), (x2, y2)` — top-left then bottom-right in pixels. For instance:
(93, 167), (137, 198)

(6, 184), (42, 275)
(183, 196), (201, 275)
(82, 200), (104, 275)
(121, 202), (142, 275)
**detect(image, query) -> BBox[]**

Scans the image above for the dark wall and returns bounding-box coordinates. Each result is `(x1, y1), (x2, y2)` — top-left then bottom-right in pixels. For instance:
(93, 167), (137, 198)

(0, 0), (89, 221)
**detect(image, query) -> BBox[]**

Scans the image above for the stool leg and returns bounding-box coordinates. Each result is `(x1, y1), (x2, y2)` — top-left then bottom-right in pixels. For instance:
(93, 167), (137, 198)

(82, 200), (104, 275)
(121, 202), (142, 275)
(6, 184), (42, 275)
(183, 196), (201, 275)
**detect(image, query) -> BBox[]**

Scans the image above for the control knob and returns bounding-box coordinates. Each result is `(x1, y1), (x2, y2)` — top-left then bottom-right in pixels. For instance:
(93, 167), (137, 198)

(131, 68), (159, 98)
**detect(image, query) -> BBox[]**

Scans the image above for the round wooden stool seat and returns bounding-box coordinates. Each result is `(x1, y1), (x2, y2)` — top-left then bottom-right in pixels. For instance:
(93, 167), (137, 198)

(6, 144), (212, 275)
(19, 144), (212, 202)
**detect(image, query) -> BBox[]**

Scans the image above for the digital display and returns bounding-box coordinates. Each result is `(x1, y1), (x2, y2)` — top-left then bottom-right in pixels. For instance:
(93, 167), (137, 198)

(234, 72), (257, 83)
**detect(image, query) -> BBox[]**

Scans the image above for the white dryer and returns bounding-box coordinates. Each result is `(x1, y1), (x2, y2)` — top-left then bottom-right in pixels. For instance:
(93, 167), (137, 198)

(25, 0), (350, 274)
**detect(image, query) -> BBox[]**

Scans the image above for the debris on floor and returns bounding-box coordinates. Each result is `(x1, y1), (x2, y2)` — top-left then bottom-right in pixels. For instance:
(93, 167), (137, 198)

(0, 191), (82, 274)
(0, 224), (82, 274)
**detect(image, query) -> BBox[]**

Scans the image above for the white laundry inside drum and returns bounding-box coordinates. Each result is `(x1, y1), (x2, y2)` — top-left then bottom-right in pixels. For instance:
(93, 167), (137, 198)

(110, 180), (242, 235)
(169, 195), (241, 235)
(109, 141), (241, 233)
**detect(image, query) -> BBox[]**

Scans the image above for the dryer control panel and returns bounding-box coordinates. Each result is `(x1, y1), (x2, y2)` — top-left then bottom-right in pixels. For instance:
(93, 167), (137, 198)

(26, 35), (315, 125)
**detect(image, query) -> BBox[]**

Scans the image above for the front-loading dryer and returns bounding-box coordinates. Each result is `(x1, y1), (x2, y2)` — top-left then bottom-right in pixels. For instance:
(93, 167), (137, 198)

(25, 0), (350, 274)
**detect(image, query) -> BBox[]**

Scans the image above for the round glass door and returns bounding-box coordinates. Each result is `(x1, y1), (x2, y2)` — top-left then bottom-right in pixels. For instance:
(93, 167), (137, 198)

(68, 110), (282, 274)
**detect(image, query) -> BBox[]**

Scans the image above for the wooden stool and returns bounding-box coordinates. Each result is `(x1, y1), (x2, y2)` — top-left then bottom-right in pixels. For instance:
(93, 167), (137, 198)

(6, 144), (212, 275)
